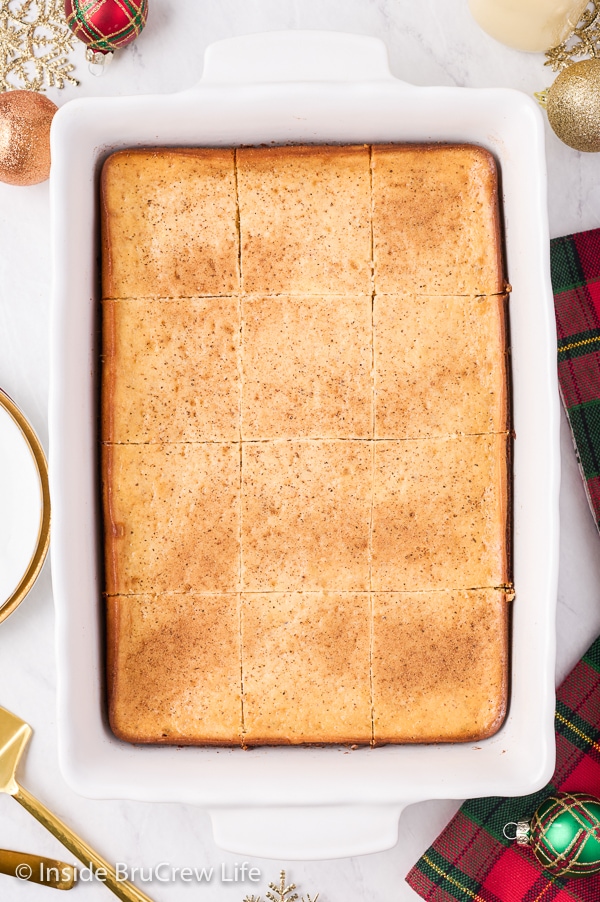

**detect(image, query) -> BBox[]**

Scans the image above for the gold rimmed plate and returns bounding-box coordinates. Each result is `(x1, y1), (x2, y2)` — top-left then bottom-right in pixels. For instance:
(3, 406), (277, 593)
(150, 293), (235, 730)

(0, 390), (50, 624)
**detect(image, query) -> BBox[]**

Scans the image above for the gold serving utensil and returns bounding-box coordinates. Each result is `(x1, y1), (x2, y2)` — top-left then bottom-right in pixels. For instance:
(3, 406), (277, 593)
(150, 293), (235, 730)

(0, 706), (155, 902)
(0, 849), (76, 890)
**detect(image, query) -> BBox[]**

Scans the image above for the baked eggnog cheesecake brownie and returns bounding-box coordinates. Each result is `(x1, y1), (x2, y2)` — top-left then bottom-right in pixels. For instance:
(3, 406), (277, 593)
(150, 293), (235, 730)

(101, 144), (510, 746)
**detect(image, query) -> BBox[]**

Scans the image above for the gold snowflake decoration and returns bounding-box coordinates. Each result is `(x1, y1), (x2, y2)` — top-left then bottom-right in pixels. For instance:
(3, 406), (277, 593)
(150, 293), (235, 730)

(545, 0), (600, 71)
(0, 0), (78, 92)
(244, 870), (320, 902)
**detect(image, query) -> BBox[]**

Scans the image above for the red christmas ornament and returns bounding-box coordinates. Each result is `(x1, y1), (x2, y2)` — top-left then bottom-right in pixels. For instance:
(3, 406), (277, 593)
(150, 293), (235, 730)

(64, 0), (148, 66)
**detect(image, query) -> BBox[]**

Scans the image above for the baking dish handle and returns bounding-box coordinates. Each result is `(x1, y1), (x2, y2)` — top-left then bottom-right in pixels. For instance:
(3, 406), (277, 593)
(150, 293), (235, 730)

(209, 804), (404, 860)
(200, 30), (400, 85)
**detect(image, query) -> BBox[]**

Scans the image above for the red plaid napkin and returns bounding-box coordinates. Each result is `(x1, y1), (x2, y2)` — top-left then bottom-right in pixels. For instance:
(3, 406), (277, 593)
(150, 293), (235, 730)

(406, 228), (600, 902)
(553, 228), (600, 528)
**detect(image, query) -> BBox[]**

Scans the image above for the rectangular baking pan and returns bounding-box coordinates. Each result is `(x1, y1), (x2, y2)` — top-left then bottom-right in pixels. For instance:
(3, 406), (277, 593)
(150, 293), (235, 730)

(49, 30), (560, 860)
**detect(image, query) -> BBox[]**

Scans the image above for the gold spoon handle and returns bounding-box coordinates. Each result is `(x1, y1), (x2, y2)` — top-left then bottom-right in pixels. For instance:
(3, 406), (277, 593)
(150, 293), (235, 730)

(13, 784), (155, 902)
(0, 849), (75, 889)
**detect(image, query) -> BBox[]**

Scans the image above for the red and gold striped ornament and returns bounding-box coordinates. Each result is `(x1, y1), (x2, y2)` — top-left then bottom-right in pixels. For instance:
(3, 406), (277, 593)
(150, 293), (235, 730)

(64, 0), (148, 66)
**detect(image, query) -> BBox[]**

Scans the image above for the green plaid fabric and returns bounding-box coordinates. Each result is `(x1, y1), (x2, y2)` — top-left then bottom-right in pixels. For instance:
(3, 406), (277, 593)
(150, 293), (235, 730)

(406, 228), (600, 901)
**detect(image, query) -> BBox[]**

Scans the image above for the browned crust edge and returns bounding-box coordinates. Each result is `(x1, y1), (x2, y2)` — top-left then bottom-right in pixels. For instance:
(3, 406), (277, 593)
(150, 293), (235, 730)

(101, 443), (120, 597)
(496, 294), (510, 436)
(499, 431), (510, 589)
(100, 158), (113, 301)
(101, 299), (116, 445)
(241, 738), (372, 748)
(504, 294), (515, 590)
(236, 143), (370, 162)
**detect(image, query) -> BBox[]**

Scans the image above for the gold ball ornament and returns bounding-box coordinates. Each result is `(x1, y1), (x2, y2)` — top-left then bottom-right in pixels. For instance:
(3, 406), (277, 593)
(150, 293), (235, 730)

(547, 58), (600, 153)
(0, 91), (58, 186)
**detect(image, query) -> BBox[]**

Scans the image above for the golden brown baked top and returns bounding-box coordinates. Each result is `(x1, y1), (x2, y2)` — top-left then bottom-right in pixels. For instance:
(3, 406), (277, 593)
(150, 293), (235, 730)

(372, 589), (510, 743)
(103, 442), (240, 595)
(371, 434), (509, 592)
(107, 594), (242, 745)
(242, 294), (372, 440)
(242, 440), (372, 592)
(236, 145), (372, 295)
(101, 144), (511, 747)
(372, 144), (504, 295)
(374, 294), (508, 439)
(102, 148), (239, 298)
(242, 592), (372, 745)
(103, 297), (241, 443)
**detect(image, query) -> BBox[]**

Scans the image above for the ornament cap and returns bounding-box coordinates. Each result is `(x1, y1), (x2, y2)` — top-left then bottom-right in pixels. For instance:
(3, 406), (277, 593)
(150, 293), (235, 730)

(85, 48), (114, 67)
(516, 819), (531, 845)
(85, 48), (114, 77)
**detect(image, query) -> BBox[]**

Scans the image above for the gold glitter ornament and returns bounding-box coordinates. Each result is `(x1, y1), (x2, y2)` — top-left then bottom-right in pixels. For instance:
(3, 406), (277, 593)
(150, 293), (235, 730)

(0, 90), (57, 185)
(546, 58), (600, 152)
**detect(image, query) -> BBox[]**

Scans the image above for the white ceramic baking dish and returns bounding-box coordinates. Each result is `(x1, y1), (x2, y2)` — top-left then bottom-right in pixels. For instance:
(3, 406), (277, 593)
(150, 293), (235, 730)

(49, 30), (560, 860)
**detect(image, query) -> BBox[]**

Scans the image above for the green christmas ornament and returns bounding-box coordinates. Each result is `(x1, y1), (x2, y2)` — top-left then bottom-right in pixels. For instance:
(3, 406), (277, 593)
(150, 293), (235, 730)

(514, 792), (600, 878)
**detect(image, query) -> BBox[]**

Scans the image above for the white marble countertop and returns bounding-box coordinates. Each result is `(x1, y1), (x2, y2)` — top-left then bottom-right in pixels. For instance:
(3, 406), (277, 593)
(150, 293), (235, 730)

(2, 1), (600, 900)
